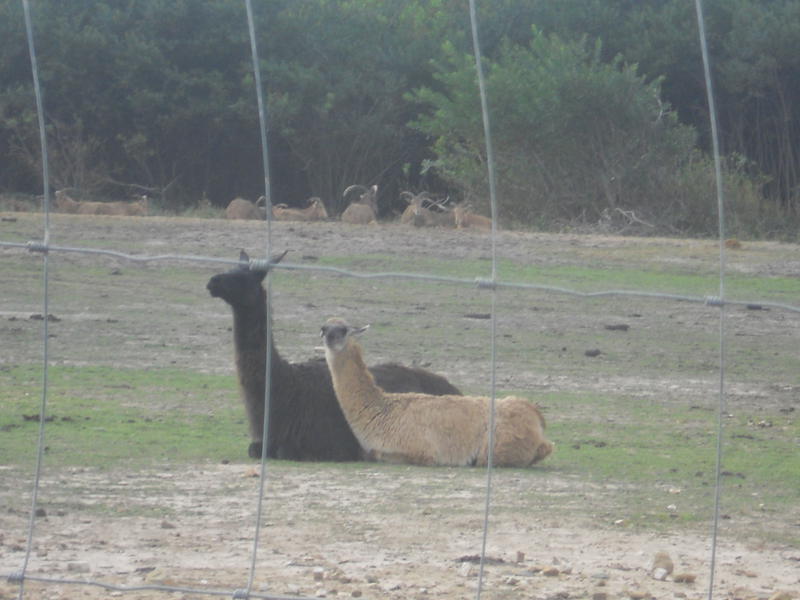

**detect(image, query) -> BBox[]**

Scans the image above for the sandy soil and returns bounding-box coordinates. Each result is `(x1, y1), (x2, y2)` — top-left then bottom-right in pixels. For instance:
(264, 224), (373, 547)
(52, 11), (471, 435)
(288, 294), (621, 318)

(2, 462), (799, 600)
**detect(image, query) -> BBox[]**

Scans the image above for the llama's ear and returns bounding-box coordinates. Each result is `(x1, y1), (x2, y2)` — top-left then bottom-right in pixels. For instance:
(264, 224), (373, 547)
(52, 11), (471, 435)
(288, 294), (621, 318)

(238, 249), (250, 265)
(349, 324), (370, 338)
(270, 249), (289, 265)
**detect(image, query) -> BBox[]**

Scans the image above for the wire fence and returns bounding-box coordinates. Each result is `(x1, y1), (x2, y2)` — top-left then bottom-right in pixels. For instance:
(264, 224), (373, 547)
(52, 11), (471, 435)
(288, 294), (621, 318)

(2, 1), (799, 599)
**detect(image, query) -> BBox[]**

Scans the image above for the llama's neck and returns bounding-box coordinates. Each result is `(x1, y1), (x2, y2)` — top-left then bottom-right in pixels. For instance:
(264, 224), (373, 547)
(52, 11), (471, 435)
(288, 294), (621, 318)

(326, 341), (387, 423)
(230, 295), (288, 376)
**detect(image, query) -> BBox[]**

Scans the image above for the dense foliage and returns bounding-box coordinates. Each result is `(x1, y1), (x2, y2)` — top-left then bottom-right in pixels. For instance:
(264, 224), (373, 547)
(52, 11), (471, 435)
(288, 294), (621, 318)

(0, 0), (797, 237)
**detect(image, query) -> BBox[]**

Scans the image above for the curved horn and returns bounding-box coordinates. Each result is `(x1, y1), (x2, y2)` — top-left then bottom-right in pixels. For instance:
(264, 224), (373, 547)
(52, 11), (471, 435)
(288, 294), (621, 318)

(399, 191), (416, 204)
(342, 184), (367, 199)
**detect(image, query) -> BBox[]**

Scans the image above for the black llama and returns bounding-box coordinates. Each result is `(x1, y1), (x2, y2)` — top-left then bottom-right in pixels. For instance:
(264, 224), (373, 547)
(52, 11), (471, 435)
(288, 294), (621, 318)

(207, 250), (461, 460)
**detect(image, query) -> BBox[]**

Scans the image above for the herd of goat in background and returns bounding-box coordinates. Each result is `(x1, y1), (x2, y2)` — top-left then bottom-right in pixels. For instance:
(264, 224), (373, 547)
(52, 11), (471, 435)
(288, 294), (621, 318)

(207, 250), (552, 467)
(51, 185), (493, 230)
(225, 184), (493, 230)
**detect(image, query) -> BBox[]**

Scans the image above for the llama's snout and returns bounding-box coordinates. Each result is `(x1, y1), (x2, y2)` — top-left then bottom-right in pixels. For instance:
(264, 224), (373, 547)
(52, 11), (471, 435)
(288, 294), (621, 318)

(206, 276), (222, 297)
(321, 319), (349, 351)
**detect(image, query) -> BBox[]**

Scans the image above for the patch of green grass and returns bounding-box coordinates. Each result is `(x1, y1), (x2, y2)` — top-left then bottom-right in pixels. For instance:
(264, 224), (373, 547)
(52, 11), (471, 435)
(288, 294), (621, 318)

(316, 254), (800, 303)
(2, 365), (797, 543)
(533, 391), (800, 540)
(0, 365), (245, 471)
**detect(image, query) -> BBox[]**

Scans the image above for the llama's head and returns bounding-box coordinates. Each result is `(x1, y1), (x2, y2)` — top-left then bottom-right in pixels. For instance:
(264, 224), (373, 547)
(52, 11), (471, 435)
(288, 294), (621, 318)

(206, 249), (286, 309)
(320, 318), (369, 353)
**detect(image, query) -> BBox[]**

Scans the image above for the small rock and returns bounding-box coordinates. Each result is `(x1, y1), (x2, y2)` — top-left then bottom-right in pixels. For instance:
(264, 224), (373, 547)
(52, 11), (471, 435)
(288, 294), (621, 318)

(516, 550), (525, 563)
(625, 590), (652, 600)
(768, 593), (793, 600)
(380, 581), (402, 592)
(732, 586), (754, 600)
(652, 568), (669, 581)
(351, 591), (362, 598)
(67, 561), (91, 574)
(593, 593), (608, 600)
(585, 349), (602, 357)
(673, 573), (696, 584)
(160, 520), (176, 529)
(542, 567), (560, 577)
(649, 551), (674, 580)
(527, 565), (543, 574)
(736, 569), (758, 578)
(35, 507), (47, 518)
(313, 567), (325, 581)
(458, 563), (475, 578)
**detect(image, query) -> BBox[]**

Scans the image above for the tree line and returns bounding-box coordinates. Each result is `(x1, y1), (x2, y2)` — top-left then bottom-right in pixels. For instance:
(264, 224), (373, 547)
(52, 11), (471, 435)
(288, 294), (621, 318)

(1, 0), (797, 238)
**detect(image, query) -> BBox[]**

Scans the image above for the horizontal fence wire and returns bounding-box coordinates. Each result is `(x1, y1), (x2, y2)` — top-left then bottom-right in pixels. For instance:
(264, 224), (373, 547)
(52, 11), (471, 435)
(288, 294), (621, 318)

(2, 239), (799, 314)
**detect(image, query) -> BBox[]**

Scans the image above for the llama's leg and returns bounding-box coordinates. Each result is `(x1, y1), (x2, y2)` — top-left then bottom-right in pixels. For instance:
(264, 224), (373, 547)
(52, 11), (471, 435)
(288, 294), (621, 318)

(248, 441), (263, 459)
(240, 380), (265, 459)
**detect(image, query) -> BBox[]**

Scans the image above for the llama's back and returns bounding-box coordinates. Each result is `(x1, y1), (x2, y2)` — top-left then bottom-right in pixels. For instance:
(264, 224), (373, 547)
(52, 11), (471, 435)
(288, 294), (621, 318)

(370, 362), (461, 396)
(265, 358), (463, 462)
(477, 396), (552, 467)
(358, 392), (489, 466)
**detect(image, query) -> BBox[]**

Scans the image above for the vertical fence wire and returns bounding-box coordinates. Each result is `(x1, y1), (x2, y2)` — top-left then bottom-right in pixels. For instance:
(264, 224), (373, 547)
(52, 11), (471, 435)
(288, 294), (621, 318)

(466, 1), (499, 598)
(693, 0), (729, 597)
(243, 0), (276, 596)
(15, 1), (52, 599)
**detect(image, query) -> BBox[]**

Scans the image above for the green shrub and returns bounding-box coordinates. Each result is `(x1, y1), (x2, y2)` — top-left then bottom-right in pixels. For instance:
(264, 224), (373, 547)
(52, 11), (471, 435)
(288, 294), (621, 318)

(412, 28), (793, 237)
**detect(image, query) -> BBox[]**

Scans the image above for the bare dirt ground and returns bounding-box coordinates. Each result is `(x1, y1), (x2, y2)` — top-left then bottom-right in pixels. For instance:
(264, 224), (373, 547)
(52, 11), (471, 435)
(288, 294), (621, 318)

(1, 213), (799, 600)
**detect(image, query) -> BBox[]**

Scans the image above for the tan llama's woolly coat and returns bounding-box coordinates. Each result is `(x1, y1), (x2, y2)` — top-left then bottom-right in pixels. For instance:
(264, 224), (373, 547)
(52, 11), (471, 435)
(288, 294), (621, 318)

(322, 318), (552, 467)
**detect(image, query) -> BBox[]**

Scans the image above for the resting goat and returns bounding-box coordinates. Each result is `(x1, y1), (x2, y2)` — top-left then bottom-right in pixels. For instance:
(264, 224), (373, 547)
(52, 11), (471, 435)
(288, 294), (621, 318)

(341, 184), (378, 224)
(207, 252), (461, 460)
(321, 318), (553, 467)
(54, 190), (148, 216)
(272, 197), (328, 221)
(226, 197), (266, 220)
(399, 191), (454, 228)
(54, 189), (80, 213)
(453, 203), (493, 230)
